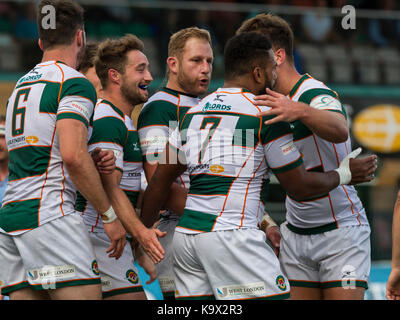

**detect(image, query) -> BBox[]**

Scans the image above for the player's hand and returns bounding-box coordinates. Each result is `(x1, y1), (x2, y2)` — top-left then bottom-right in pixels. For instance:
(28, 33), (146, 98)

(254, 88), (306, 124)
(348, 153), (377, 185)
(386, 267), (400, 300)
(137, 228), (166, 264)
(134, 245), (158, 284)
(265, 226), (281, 257)
(103, 219), (127, 259)
(91, 147), (116, 174)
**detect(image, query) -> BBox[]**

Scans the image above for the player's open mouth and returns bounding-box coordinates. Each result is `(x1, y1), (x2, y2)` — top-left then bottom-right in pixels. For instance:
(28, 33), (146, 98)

(139, 84), (148, 90)
(200, 79), (209, 85)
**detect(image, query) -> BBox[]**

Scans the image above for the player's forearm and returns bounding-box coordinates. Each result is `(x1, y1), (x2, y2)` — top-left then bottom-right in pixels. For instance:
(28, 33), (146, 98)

(286, 170), (340, 201)
(102, 183), (146, 237)
(141, 171), (174, 228)
(392, 191), (400, 268)
(65, 151), (111, 214)
(165, 182), (188, 216)
(298, 105), (348, 143)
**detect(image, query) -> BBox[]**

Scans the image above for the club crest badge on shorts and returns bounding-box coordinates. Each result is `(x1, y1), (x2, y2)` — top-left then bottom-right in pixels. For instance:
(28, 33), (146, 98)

(126, 269), (139, 284)
(276, 275), (287, 291)
(91, 260), (100, 276)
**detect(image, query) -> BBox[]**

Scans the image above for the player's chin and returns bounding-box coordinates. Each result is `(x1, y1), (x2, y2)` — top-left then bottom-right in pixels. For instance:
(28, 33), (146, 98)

(196, 82), (209, 95)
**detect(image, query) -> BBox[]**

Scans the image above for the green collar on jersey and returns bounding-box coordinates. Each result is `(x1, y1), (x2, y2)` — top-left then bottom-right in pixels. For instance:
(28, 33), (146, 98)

(163, 87), (198, 99)
(289, 74), (311, 98)
(100, 99), (125, 118)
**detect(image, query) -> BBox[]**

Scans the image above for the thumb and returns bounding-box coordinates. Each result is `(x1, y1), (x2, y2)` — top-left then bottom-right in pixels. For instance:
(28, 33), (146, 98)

(155, 230), (167, 238)
(348, 147), (362, 159)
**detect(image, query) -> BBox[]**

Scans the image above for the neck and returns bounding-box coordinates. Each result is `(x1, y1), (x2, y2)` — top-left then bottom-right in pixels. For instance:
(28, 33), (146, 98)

(166, 77), (185, 94)
(223, 75), (258, 95)
(275, 62), (302, 96)
(41, 47), (77, 69)
(102, 89), (133, 117)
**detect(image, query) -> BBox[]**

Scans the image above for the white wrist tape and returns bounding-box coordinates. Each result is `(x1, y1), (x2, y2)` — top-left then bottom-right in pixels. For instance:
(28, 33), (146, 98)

(334, 147), (362, 185)
(261, 212), (278, 230)
(101, 206), (117, 224)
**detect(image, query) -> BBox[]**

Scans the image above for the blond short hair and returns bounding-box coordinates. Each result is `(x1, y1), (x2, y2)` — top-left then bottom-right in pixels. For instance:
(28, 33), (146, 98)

(168, 27), (211, 60)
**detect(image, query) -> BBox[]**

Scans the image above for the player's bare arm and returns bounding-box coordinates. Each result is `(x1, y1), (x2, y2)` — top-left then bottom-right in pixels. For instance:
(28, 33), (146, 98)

(275, 148), (377, 201)
(254, 88), (348, 143)
(386, 190), (400, 300)
(141, 143), (187, 229)
(57, 118), (126, 259)
(143, 161), (188, 222)
(99, 168), (166, 264)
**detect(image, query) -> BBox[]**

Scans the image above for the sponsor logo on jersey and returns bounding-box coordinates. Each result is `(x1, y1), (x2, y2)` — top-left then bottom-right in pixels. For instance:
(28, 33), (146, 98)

(280, 141), (295, 156)
(18, 74), (42, 84)
(276, 275), (287, 291)
(209, 164), (224, 174)
(126, 269), (139, 284)
(215, 282), (266, 299)
(70, 101), (91, 120)
(26, 136), (39, 144)
(91, 260), (100, 276)
(202, 102), (232, 112)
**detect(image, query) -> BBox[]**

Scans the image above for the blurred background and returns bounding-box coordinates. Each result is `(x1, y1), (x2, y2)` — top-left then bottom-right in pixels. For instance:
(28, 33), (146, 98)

(0, 0), (399, 300)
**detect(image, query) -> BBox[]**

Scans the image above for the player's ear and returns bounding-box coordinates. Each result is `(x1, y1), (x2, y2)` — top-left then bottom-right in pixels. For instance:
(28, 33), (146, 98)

(167, 56), (179, 75)
(274, 48), (286, 66)
(253, 66), (263, 84)
(108, 69), (121, 85)
(38, 39), (44, 51)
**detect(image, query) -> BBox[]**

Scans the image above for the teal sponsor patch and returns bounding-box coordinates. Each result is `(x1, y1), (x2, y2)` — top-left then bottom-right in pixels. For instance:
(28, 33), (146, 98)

(202, 102), (232, 112)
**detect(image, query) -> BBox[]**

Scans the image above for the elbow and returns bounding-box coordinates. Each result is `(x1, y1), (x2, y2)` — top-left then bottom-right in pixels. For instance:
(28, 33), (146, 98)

(332, 127), (349, 143)
(61, 150), (84, 170)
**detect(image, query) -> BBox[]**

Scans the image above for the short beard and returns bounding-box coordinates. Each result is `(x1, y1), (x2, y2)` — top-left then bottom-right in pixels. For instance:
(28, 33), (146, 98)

(120, 81), (143, 107)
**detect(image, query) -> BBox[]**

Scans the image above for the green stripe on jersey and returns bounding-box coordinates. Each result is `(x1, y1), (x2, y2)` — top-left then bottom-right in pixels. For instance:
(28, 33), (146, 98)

(261, 118), (293, 145)
(298, 88), (338, 105)
(189, 174), (235, 195)
(0, 198), (40, 232)
(289, 74), (311, 97)
(60, 77), (97, 105)
(57, 112), (89, 127)
(89, 116), (127, 146)
(290, 120), (313, 141)
(124, 190), (140, 208)
(138, 100), (178, 129)
(39, 82), (61, 114)
(270, 156), (303, 174)
(8, 146), (51, 181)
(124, 130), (143, 163)
(75, 191), (87, 212)
(177, 209), (217, 232)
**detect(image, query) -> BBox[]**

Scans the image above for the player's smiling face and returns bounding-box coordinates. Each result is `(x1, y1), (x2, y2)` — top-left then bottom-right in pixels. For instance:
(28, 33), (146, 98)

(177, 37), (213, 96)
(120, 50), (153, 106)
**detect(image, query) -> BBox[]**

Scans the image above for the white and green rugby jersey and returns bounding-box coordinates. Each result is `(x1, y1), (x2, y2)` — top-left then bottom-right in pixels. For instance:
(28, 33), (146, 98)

(137, 87), (199, 218)
(0, 61), (96, 235)
(285, 74), (368, 234)
(170, 87), (303, 234)
(75, 99), (143, 233)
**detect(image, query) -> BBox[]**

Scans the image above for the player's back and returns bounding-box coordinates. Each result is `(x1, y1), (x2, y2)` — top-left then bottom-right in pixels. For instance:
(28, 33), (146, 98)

(0, 61), (96, 235)
(287, 74), (368, 231)
(174, 88), (301, 234)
